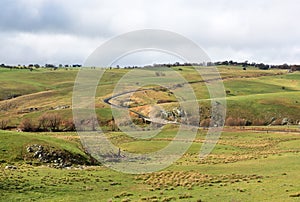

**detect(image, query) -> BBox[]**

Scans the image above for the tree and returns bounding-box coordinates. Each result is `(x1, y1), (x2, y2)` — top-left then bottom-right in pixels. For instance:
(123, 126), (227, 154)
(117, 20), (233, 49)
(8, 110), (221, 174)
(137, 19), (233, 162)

(47, 113), (62, 131)
(0, 119), (9, 130)
(62, 118), (76, 131)
(38, 114), (50, 131)
(38, 113), (62, 131)
(19, 119), (36, 132)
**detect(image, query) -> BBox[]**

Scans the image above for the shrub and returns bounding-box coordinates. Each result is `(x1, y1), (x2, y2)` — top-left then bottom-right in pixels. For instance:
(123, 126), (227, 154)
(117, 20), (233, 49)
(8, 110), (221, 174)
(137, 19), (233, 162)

(38, 114), (49, 131)
(19, 119), (36, 132)
(62, 118), (76, 131)
(38, 113), (62, 131)
(225, 117), (246, 126)
(0, 119), (9, 130)
(47, 113), (62, 131)
(200, 118), (210, 128)
(252, 119), (266, 126)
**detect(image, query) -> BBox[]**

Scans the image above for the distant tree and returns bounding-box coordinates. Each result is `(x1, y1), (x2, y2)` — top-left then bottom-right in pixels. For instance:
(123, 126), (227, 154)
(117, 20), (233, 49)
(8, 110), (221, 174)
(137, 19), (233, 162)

(242, 60), (248, 67)
(282, 63), (289, 69)
(62, 118), (76, 131)
(19, 119), (36, 132)
(257, 63), (269, 70)
(222, 61), (229, 65)
(38, 113), (62, 131)
(38, 114), (49, 131)
(47, 113), (62, 131)
(45, 64), (55, 68)
(0, 119), (9, 130)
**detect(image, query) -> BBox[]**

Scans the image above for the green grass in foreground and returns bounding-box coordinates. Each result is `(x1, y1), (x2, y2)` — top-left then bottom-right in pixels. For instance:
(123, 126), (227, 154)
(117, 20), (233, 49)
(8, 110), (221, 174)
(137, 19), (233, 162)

(0, 129), (299, 201)
(0, 130), (89, 164)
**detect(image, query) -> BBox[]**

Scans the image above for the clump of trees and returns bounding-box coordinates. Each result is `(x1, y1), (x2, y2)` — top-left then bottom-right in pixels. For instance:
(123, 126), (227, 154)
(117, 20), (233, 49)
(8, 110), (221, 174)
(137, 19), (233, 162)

(19, 118), (36, 132)
(38, 113), (62, 131)
(18, 113), (74, 132)
(17, 113), (102, 132)
(0, 63), (82, 71)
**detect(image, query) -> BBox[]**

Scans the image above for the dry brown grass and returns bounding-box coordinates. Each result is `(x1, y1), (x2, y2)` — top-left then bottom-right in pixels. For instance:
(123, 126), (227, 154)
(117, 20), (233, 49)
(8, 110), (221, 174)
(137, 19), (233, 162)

(136, 171), (263, 189)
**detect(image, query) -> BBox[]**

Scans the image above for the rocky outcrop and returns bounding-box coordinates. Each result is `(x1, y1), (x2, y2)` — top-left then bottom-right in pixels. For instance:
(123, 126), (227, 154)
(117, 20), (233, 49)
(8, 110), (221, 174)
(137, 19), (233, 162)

(26, 144), (91, 168)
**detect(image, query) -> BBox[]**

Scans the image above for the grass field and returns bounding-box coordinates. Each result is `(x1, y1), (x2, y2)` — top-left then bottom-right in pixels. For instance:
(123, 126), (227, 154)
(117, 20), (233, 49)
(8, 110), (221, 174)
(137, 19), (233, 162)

(0, 65), (299, 201)
(0, 129), (299, 201)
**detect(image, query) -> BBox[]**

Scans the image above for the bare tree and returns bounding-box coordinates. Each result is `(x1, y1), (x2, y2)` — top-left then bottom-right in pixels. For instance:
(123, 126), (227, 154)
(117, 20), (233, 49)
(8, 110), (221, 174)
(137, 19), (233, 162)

(38, 114), (49, 131)
(47, 113), (62, 131)
(63, 118), (76, 131)
(38, 113), (62, 131)
(0, 119), (9, 130)
(19, 119), (36, 132)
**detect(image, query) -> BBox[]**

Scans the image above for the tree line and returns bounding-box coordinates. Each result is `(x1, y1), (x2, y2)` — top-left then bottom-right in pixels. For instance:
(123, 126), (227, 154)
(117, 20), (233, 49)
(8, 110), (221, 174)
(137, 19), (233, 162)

(0, 63), (82, 70)
(1, 61), (300, 71)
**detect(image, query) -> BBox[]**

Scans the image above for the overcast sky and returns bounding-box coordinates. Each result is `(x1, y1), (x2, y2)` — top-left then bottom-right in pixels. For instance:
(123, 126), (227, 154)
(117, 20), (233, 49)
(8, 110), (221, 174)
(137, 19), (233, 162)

(1, 0), (300, 66)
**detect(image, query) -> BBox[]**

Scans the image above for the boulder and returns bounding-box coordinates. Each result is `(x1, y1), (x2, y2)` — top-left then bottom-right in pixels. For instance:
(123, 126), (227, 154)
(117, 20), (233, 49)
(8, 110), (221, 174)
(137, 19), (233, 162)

(281, 118), (289, 125)
(5, 165), (17, 170)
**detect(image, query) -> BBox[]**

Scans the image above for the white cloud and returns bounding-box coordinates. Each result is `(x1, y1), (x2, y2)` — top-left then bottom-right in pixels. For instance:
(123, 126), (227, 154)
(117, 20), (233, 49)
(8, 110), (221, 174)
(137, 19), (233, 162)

(0, 32), (103, 65)
(0, 0), (300, 65)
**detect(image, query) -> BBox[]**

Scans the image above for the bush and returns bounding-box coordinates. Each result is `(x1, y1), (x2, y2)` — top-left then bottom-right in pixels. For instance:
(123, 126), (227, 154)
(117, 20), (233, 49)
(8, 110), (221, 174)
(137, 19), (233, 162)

(19, 119), (36, 132)
(252, 119), (266, 126)
(225, 117), (246, 126)
(200, 118), (210, 128)
(62, 118), (76, 131)
(38, 114), (49, 131)
(38, 113), (62, 131)
(0, 119), (9, 130)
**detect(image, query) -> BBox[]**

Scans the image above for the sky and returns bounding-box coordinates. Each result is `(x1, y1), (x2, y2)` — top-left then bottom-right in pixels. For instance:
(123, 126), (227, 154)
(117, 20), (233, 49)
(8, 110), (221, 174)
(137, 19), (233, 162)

(1, 0), (300, 66)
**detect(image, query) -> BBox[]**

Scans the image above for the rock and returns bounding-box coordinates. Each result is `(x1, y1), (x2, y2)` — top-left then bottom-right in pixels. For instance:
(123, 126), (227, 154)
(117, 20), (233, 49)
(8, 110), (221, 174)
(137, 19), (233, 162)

(33, 151), (40, 158)
(5, 165), (17, 170)
(64, 166), (72, 170)
(281, 118), (289, 125)
(26, 146), (33, 153)
(25, 144), (88, 168)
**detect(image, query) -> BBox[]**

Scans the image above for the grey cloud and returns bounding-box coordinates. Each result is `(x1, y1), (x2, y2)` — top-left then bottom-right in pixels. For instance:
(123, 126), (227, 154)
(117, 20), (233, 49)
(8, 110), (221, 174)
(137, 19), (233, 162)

(0, 0), (72, 33)
(0, 0), (300, 65)
(0, 0), (114, 37)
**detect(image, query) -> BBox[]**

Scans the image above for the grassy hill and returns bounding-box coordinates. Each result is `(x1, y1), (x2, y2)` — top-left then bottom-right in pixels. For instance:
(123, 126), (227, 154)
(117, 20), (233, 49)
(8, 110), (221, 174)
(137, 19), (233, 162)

(0, 130), (92, 165)
(0, 66), (299, 201)
(0, 66), (299, 128)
